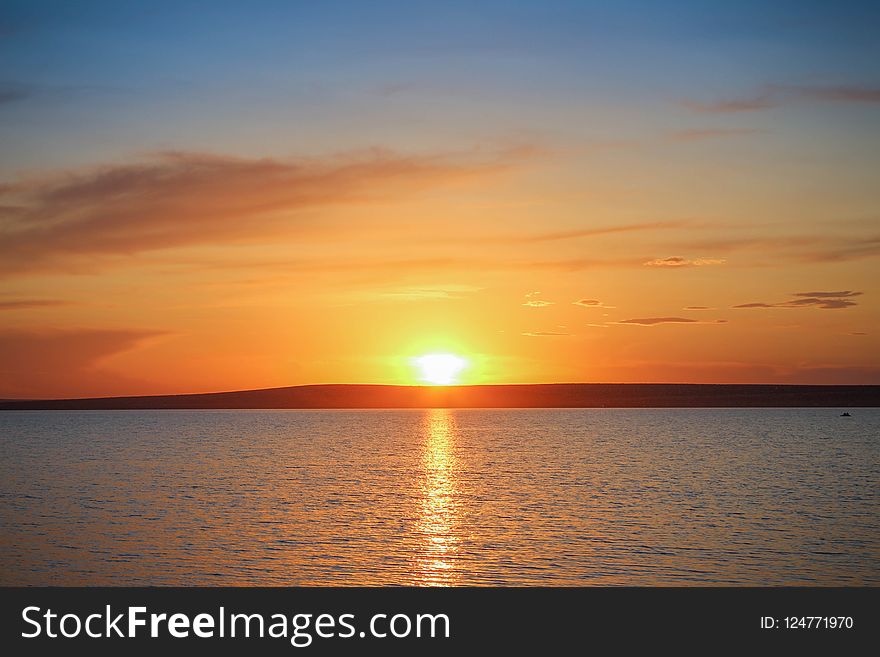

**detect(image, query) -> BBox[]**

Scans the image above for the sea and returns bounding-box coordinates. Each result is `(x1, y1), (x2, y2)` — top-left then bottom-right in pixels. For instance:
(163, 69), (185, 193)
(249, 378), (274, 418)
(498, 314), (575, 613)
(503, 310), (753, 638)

(0, 408), (877, 585)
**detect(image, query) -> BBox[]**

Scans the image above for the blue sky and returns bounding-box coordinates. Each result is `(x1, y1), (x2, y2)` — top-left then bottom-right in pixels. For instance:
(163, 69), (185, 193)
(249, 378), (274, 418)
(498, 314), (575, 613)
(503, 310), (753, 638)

(3, 0), (879, 170)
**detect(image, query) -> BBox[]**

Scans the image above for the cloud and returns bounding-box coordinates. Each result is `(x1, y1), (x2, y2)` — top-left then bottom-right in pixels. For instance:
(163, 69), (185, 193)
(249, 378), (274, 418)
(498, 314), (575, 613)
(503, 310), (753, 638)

(350, 284), (481, 303)
(0, 298), (69, 310)
(0, 328), (165, 398)
(0, 149), (523, 276)
(644, 256), (726, 268)
(0, 83), (29, 105)
(800, 236), (880, 263)
(523, 291), (554, 307)
(734, 291), (863, 310)
(481, 220), (686, 244)
(683, 306), (712, 310)
(785, 297), (859, 310)
(786, 84), (880, 103)
(573, 299), (614, 308)
(792, 290), (861, 299)
(522, 331), (570, 337)
(684, 83), (880, 113)
(615, 317), (728, 326)
(682, 95), (776, 114)
(375, 82), (415, 97)
(678, 233), (880, 265)
(617, 317), (699, 325)
(670, 128), (760, 142)
(0, 81), (130, 108)
(180, 252), (646, 281)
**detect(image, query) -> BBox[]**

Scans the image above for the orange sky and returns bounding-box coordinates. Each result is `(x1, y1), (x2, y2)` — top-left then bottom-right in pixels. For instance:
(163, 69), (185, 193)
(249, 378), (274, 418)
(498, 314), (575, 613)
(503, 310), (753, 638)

(1, 2), (878, 398)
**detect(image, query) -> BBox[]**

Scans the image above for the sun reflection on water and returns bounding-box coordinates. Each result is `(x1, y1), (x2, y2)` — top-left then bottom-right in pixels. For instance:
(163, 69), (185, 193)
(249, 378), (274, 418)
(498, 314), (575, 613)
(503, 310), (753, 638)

(415, 408), (460, 586)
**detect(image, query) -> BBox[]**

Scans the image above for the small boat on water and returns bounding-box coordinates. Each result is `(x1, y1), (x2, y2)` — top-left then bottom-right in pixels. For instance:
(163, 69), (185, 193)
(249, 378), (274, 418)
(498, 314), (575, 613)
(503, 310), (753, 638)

(840, 412), (851, 417)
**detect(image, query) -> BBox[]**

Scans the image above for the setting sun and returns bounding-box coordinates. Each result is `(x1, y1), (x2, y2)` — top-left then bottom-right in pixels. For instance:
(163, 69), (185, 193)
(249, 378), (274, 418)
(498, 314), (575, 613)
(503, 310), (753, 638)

(413, 354), (468, 386)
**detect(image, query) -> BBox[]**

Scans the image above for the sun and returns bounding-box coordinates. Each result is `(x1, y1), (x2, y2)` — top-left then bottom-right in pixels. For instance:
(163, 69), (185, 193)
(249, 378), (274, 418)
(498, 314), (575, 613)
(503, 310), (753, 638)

(413, 353), (468, 385)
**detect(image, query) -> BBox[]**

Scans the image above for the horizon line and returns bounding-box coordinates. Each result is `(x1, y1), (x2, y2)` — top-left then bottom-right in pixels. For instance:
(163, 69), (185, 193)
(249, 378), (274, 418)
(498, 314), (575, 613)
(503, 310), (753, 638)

(2, 381), (879, 406)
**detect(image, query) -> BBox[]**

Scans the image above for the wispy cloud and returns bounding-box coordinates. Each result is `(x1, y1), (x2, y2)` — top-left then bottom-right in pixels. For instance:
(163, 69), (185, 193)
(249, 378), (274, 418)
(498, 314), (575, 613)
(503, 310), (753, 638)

(523, 291), (554, 307)
(522, 330), (570, 337)
(734, 291), (862, 310)
(616, 317), (727, 326)
(644, 256), (726, 268)
(678, 233), (880, 265)
(0, 328), (165, 398)
(682, 95), (775, 114)
(617, 317), (698, 325)
(0, 81), (129, 107)
(482, 221), (686, 244)
(793, 291), (862, 299)
(374, 82), (415, 97)
(178, 253), (648, 281)
(0, 148), (526, 276)
(0, 298), (69, 310)
(684, 83), (880, 113)
(800, 236), (880, 263)
(573, 299), (614, 308)
(785, 84), (880, 103)
(670, 128), (760, 142)
(0, 83), (29, 105)
(350, 284), (481, 303)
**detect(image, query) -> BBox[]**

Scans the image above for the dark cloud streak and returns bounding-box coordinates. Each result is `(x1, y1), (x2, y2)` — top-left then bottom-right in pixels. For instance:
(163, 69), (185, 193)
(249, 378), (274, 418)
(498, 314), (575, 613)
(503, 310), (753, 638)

(0, 298), (69, 310)
(0, 149), (521, 276)
(684, 83), (880, 113)
(617, 317), (699, 325)
(734, 291), (863, 310)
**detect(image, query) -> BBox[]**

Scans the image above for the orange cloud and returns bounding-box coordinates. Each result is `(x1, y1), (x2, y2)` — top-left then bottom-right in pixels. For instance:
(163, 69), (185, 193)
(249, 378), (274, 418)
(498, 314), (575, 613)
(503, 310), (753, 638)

(793, 291), (861, 299)
(617, 317), (699, 325)
(0, 328), (165, 398)
(478, 221), (686, 244)
(522, 291), (554, 307)
(573, 299), (614, 308)
(0, 298), (69, 310)
(678, 233), (880, 264)
(734, 290), (862, 310)
(0, 149), (521, 276)
(644, 256), (726, 267)
(615, 317), (727, 326)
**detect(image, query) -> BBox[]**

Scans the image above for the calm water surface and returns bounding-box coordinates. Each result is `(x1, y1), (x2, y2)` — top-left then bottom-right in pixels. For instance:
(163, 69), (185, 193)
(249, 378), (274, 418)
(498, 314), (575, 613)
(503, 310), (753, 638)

(0, 408), (877, 585)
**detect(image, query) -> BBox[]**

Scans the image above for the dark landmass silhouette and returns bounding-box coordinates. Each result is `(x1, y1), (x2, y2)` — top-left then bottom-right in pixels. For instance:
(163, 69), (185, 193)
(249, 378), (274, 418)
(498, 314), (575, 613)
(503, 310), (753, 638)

(0, 383), (878, 410)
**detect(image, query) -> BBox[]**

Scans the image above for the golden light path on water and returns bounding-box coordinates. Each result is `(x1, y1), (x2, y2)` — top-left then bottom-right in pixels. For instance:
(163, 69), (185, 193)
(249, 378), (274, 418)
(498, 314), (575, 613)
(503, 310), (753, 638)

(415, 408), (461, 586)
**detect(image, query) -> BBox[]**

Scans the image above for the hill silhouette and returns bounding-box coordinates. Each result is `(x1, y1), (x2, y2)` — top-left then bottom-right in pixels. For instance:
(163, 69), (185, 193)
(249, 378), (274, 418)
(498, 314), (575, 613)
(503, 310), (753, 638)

(0, 383), (877, 410)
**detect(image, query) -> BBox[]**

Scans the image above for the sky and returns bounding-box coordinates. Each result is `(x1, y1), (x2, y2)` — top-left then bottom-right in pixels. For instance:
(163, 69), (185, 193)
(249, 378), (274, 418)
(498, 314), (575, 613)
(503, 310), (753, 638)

(1, 0), (879, 398)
